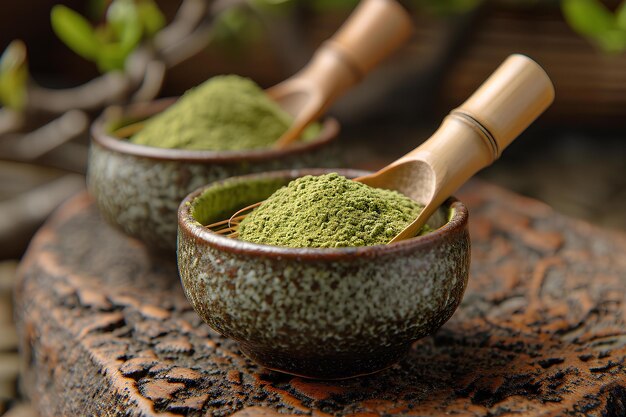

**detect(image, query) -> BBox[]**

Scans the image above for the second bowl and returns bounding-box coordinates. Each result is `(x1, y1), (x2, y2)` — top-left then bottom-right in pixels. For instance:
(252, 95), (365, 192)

(88, 98), (340, 252)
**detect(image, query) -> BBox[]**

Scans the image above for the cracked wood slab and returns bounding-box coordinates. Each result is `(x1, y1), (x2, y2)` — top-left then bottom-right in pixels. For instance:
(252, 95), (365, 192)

(14, 180), (626, 417)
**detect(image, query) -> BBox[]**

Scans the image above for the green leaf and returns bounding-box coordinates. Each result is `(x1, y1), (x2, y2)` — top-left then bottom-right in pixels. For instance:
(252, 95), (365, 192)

(217, 8), (248, 32)
(107, 0), (142, 50)
(96, 43), (127, 72)
(51, 5), (101, 60)
(212, 8), (265, 53)
(0, 40), (28, 110)
(213, 8), (249, 42)
(137, 0), (166, 37)
(561, 0), (615, 35)
(593, 29), (626, 52)
(616, 0), (626, 30)
(118, 17), (143, 54)
(107, 0), (137, 36)
(0, 40), (27, 74)
(562, 0), (626, 53)
(95, 24), (115, 44)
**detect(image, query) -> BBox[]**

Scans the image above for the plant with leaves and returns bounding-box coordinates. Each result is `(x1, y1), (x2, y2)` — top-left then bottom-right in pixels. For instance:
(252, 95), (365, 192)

(51, 0), (165, 72)
(0, 40), (28, 111)
(0, 0), (226, 151)
(562, 0), (626, 53)
(293, 0), (626, 53)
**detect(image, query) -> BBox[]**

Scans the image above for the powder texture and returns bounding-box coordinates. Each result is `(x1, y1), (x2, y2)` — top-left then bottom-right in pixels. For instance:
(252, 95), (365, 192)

(130, 75), (319, 151)
(238, 173), (425, 248)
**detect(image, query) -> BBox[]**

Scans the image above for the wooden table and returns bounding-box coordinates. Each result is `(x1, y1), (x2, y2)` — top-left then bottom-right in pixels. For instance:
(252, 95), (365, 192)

(14, 181), (626, 417)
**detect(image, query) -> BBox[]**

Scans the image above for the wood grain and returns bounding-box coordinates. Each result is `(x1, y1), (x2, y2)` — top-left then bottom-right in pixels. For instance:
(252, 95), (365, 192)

(14, 181), (626, 417)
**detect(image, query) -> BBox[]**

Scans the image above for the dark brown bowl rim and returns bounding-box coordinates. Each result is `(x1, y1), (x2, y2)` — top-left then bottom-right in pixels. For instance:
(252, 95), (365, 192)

(178, 168), (469, 262)
(90, 97), (340, 163)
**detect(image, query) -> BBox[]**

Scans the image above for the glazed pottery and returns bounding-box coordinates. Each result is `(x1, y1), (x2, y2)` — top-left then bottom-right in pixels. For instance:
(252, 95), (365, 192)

(177, 168), (470, 379)
(88, 99), (340, 252)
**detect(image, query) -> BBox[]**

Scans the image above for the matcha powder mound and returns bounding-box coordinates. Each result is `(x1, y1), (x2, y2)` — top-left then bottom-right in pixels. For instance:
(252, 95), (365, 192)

(238, 173), (426, 248)
(130, 75), (316, 151)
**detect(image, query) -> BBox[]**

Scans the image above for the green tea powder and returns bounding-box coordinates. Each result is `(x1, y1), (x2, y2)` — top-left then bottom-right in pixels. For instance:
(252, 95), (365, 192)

(130, 75), (317, 151)
(238, 173), (426, 248)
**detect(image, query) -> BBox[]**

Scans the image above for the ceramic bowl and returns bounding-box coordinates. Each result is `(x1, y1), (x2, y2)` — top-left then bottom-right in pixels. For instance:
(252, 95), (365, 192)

(177, 168), (470, 379)
(88, 99), (340, 252)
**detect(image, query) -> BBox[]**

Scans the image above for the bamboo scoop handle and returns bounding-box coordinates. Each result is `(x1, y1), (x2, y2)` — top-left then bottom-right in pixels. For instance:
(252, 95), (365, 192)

(453, 54), (556, 155)
(389, 54), (555, 242)
(273, 0), (412, 148)
(327, 0), (413, 78)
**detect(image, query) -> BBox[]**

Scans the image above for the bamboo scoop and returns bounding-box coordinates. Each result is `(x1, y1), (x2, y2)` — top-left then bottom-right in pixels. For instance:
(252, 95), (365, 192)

(357, 54), (555, 242)
(270, 0), (413, 149)
(207, 54), (554, 242)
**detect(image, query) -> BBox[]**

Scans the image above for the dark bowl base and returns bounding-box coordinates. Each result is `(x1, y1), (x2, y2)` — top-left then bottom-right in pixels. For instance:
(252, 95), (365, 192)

(238, 342), (411, 380)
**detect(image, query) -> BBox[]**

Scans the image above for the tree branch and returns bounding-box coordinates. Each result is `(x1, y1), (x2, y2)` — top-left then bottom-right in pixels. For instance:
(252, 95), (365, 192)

(26, 73), (131, 113)
(0, 174), (85, 258)
(0, 110), (88, 161)
(0, 109), (25, 136)
(155, 0), (209, 52)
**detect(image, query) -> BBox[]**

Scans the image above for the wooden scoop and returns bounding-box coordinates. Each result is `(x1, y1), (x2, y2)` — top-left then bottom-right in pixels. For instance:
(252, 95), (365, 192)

(356, 54), (555, 243)
(207, 55), (554, 243)
(269, 0), (413, 149)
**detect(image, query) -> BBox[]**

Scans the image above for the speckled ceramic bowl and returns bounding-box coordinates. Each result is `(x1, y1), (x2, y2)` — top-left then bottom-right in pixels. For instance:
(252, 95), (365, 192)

(178, 168), (470, 379)
(88, 99), (340, 252)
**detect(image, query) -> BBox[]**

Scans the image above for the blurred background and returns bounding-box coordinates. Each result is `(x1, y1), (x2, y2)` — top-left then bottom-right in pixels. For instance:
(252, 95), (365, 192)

(0, 0), (625, 414)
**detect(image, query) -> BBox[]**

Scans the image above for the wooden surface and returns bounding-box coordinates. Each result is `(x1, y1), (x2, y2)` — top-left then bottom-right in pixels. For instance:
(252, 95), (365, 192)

(15, 181), (626, 417)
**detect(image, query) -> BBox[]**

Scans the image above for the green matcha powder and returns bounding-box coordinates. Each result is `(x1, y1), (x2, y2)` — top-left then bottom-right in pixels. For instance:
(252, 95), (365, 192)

(130, 75), (319, 151)
(238, 173), (428, 248)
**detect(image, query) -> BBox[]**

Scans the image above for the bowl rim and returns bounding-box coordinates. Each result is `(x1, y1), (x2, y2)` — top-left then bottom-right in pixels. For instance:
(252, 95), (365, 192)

(90, 97), (340, 163)
(178, 168), (469, 261)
